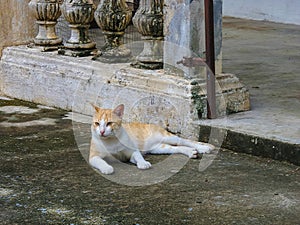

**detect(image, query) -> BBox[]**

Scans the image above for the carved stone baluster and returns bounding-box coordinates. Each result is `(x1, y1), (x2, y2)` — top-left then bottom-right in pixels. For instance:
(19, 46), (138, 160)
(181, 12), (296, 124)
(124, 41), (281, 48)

(60, 0), (96, 57)
(94, 0), (132, 63)
(28, 0), (62, 46)
(131, 0), (164, 69)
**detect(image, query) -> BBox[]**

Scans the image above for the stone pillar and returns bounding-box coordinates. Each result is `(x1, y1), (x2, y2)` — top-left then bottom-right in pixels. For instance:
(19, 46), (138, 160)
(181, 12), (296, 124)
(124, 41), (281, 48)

(164, 0), (201, 77)
(164, 0), (223, 75)
(213, 0), (223, 74)
(28, 0), (62, 46)
(94, 0), (132, 63)
(131, 0), (164, 69)
(0, 0), (37, 57)
(60, 0), (96, 57)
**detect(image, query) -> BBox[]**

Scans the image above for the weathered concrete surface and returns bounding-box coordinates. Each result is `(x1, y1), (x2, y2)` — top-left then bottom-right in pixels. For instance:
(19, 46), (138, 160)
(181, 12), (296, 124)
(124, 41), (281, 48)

(0, 17), (298, 165)
(0, 97), (299, 224)
(198, 17), (300, 165)
(0, 43), (249, 141)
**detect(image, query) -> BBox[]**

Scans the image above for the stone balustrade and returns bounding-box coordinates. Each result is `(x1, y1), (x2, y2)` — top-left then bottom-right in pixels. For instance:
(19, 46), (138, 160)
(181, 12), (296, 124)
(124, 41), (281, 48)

(27, 0), (225, 73)
(28, 0), (165, 67)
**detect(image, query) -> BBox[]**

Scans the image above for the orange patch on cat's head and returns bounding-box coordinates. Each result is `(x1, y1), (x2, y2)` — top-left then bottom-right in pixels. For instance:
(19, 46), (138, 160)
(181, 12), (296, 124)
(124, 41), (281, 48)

(92, 104), (124, 130)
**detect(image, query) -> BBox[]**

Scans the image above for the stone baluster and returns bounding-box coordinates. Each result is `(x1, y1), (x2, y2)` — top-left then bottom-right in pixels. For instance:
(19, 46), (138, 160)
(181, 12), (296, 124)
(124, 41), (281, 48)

(28, 0), (62, 46)
(60, 0), (96, 57)
(131, 0), (164, 69)
(94, 0), (132, 63)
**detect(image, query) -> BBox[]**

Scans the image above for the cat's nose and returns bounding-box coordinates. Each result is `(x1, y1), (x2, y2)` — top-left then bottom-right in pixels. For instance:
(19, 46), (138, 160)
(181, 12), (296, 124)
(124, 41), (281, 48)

(100, 130), (105, 136)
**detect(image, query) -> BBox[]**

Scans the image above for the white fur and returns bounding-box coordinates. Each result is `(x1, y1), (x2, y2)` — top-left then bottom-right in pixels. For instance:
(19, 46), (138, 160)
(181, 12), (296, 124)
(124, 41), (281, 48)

(130, 151), (152, 169)
(89, 156), (114, 175)
(89, 105), (214, 175)
(90, 127), (214, 175)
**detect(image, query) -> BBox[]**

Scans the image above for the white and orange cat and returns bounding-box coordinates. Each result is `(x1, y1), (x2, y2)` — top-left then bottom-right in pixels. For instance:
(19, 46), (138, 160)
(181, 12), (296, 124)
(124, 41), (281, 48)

(89, 104), (214, 174)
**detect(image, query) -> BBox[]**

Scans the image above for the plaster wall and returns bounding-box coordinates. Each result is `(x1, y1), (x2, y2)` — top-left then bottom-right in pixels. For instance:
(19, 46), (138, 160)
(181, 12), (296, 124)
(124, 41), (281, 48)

(223, 0), (300, 25)
(0, 0), (36, 58)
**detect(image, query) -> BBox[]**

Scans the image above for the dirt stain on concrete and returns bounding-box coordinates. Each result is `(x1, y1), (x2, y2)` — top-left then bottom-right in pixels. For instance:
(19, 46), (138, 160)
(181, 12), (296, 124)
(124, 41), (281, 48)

(0, 97), (299, 224)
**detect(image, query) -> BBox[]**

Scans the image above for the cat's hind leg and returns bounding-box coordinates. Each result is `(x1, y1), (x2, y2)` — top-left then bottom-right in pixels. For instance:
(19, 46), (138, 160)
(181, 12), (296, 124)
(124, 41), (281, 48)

(130, 151), (152, 170)
(150, 144), (198, 158)
(162, 136), (214, 154)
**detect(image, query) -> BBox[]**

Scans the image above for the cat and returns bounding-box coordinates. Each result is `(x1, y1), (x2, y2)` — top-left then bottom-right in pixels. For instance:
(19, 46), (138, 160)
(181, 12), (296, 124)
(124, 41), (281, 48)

(89, 104), (215, 174)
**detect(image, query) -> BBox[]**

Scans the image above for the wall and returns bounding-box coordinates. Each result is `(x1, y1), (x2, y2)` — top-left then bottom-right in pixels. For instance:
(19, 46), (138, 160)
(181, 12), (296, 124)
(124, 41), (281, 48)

(0, 0), (36, 58)
(223, 0), (300, 25)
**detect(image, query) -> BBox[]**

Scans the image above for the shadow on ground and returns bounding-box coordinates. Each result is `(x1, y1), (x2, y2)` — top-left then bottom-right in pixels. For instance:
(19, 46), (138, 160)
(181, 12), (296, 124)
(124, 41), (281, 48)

(0, 98), (299, 225)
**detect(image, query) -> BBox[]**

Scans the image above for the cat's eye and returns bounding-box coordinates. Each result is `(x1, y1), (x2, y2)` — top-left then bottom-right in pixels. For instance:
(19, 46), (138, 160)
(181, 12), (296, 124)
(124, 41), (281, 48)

(94, 122), (100, 126)
(106, 122), (113, 126)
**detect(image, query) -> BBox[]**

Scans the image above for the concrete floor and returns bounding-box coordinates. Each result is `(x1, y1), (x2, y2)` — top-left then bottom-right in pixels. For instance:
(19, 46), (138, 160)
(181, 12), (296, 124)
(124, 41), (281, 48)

(199, 17), (300, 165)
(0, 97), (299, 224)
(203, 17), (300, 145)
(1, 18), (300, 224)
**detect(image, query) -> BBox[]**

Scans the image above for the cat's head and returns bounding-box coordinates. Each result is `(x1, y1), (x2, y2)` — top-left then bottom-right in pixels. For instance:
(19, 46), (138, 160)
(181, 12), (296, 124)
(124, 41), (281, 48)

(91, 104), (124, 139)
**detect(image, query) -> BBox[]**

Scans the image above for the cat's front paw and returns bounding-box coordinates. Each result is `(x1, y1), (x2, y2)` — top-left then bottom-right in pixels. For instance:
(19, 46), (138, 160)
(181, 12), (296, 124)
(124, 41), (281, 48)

(100, 165), (114, 175)
(137, 160), (152, 170)
(89, 156), (114, 175)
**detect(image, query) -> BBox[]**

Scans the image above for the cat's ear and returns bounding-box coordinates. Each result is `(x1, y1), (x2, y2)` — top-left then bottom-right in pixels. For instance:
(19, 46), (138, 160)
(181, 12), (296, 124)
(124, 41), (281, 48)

(113, 104), (124, 118)
(91, 103), (101, 113)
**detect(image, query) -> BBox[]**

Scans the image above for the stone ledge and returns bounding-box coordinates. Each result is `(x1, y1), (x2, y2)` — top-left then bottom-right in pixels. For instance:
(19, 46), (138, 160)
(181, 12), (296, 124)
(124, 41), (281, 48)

(0, 46), (250, 140)
(198, 125), (300, 166)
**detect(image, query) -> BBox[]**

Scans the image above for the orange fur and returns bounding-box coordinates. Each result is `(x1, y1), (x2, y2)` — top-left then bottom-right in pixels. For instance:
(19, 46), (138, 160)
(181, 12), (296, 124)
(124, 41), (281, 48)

(89, 104), (214, 175)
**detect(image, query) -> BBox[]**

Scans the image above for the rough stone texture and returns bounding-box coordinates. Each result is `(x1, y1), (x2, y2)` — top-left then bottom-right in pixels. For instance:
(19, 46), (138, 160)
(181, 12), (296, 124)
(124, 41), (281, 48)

(199, 125), (300, 166)
(0, 46), (112, 111)
(164, 0), (223, 74)
(0, 45), (249, 140)
(0, 0), (223, 66)
(0, 0), (36, 57)
(0, 97), (299, 224)
(5, 17), (298, 167)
